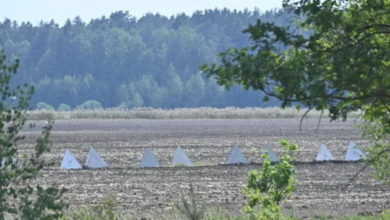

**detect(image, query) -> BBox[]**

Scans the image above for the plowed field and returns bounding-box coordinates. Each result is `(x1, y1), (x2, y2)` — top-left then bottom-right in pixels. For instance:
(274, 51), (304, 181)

(20, 118), (390, 218)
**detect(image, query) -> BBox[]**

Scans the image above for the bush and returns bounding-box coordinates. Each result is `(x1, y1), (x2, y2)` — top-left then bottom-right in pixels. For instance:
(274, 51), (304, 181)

(244, 140), (297, 220)
(0, 52), (66, 218)
(76, 100), (103, 110)
(117, 102), (128, 110)
(36, 101), (55, 110)
(58, 103), (72, 111)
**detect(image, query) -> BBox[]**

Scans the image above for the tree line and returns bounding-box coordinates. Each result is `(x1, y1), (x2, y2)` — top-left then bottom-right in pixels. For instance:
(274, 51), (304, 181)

(0, 9), (293, 109)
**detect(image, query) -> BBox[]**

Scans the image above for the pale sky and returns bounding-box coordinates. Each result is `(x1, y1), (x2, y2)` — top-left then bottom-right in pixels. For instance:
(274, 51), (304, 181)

(1, 0), (283, 25)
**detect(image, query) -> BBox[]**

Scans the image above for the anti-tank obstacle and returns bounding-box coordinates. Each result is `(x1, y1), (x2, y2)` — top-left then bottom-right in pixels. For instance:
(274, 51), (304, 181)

(59, 142), (366, 169)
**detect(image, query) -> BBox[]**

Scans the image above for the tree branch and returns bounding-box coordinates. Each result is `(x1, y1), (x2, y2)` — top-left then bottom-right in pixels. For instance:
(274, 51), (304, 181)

(299, 107), (313, 132)
(343, 148), (390, 190)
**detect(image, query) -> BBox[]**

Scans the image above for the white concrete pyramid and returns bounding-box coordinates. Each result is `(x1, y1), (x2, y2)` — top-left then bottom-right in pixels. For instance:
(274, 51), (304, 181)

(227, 145), (249, 164)
(172, 146), (192, 166)
(265, 146), (279, 162)
(315, 145), (334, 161)
(345, 142), (365, 161)
(140, 147), (160, 168)
(260, 146), (279, 163)
(60, 150), (82, 169)
(85, 147), (108, 168)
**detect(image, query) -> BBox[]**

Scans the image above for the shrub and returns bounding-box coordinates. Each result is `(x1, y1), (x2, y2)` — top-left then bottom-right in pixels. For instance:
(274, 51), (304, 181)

(76, 100), (103, 110)
(244, 140), (297, 220)
(36, 101), (55, 110)
(117, 102), (128, 110)
(57, 103), (72, 111)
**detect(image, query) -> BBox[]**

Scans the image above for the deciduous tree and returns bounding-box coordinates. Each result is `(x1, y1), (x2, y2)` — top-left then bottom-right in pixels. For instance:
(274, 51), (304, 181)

(202, 0), (390, 182)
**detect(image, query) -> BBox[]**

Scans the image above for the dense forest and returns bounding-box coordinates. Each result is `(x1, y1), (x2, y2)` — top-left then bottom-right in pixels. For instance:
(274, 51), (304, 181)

(0, 9), (294, 109)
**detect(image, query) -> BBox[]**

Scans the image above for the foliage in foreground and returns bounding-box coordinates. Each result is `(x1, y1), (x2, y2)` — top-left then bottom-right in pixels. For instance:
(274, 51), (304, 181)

(174, 184), (205, 220)
(0, 51), (66, 219)
(244, 140), (297, 220)
(60, 199), (123, 220)
(360, 122), (390, 184)
(337, 210), (390, 220)
(61, 201), (390, 220)
(202, 0), (390, 182)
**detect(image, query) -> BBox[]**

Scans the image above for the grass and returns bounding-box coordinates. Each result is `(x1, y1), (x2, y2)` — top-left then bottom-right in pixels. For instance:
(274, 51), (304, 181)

(61, 204), (390, 220)
(59, 191), (389, 220)
(334, 210), (390, 220)
(27, 107), (361, 120)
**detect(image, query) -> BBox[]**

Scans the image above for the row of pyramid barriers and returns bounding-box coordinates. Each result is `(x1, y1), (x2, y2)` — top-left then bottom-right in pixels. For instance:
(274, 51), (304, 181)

(60, 142), (366, 169)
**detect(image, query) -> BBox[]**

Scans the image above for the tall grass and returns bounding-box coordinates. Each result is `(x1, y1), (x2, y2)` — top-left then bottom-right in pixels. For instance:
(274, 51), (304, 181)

(27, 107), (361, 120)
(336, 210), (390, 220)
(58, 190), (388, 220)
(61, 204), (389, 220)
(60, 198), (125, 220)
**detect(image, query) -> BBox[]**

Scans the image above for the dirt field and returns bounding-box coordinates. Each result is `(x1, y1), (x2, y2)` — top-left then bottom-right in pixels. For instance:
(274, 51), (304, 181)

(20, 118), (390, 218)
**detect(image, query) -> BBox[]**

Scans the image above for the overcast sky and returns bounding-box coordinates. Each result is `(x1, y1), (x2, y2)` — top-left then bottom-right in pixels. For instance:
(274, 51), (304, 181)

(1, 0), (283, 25)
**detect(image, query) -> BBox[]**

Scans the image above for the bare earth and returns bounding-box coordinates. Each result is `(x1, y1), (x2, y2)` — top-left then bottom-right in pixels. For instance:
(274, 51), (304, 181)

(20, 118), (390, 219)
